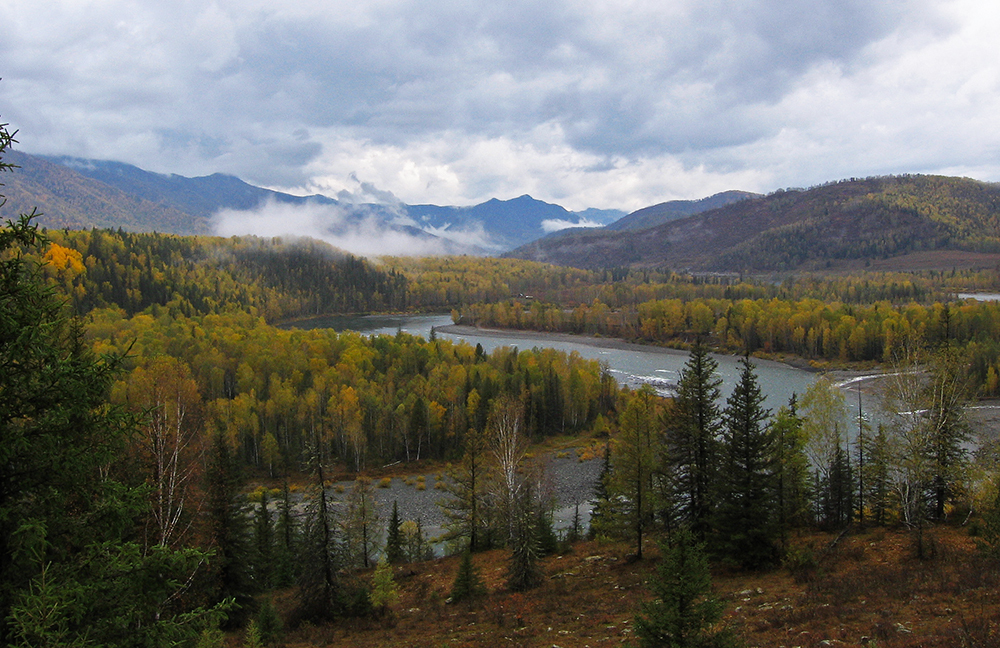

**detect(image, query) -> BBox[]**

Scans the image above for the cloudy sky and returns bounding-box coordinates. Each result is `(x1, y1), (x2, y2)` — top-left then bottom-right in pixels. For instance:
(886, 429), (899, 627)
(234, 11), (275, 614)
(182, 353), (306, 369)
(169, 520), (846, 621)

(3, 0), (999, 212)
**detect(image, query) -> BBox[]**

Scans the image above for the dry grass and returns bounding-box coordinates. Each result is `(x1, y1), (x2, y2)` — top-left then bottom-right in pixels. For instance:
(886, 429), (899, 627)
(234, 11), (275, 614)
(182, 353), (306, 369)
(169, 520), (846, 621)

(270, 526), (1000, 648)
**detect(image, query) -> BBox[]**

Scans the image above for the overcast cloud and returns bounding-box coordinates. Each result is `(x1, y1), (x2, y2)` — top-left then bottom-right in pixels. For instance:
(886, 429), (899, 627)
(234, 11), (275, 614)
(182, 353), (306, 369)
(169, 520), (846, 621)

(3, 0), (998, 212)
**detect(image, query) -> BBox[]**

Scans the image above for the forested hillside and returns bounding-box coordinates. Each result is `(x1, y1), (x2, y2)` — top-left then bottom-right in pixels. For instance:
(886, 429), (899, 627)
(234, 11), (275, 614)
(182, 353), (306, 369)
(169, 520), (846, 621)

(511, 175), (1000, 272)
(28, 228), (407, 320)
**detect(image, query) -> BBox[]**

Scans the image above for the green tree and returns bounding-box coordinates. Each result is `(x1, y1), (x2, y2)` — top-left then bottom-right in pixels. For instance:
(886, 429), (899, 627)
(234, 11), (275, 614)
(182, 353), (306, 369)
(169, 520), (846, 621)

(274, 481), (298, 586)
(204, 432), (256, 624)
(254, 490), (275, 590)
(450, 547), (487, 602)
(610, 385), (661, 559)
(385, 500), (404, 564)
(713, 356), (778, 569)
(664, 341), (723, 539)
(506, 483), (544, 592)
(343, 477), (380, 569)
(441, 428), (491, 550)
(633, 528), (738, 648)
(770, 399), (811, 546)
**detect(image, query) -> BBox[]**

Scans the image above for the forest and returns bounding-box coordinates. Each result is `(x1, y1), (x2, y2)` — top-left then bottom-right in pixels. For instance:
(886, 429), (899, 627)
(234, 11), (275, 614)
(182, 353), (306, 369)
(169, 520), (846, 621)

(6, 115), (1000, 647)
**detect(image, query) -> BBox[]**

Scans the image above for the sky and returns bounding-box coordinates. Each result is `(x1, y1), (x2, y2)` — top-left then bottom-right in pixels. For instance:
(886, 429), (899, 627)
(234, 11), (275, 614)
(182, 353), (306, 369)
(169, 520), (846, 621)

(3, 0), (1000, 214)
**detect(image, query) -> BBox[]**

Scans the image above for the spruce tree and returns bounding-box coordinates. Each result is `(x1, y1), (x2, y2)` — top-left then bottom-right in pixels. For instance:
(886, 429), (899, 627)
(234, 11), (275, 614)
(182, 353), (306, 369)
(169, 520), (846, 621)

(634, 527), (737, 648)
(713, 356), (778, 569)
(450, 546), (487, 602)
(205, 431), (256, 624)
(506, 484), (544, 591)
(385, 500), (404, 564)
(664, 340), (723, 539)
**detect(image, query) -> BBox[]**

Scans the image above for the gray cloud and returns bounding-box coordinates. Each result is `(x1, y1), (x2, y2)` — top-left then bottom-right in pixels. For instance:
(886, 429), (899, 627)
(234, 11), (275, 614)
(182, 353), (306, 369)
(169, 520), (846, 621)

(1, 0), (991, 212)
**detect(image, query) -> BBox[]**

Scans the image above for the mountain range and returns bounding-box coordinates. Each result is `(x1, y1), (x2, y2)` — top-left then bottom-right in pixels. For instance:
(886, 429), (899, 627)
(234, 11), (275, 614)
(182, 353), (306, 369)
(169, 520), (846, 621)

(3, 150), (1000, 274)
(0, 151), (625, 254)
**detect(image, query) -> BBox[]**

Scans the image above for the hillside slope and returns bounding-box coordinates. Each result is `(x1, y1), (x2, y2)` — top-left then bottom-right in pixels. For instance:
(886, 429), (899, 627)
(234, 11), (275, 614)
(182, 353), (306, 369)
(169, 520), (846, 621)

(509, 175), (1000, 272)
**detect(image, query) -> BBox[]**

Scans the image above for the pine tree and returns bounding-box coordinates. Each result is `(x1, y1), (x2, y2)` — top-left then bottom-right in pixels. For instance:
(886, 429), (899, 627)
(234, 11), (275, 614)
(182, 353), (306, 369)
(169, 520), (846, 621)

(450, 547), (487, 602)
(205, 432), (256, 624)
(633, 527), (737, 648)
(713, 356), (778, 569)
(664, 340), (723, 539)
(385, 500), (404, 564)
(506, 483), (544, 591)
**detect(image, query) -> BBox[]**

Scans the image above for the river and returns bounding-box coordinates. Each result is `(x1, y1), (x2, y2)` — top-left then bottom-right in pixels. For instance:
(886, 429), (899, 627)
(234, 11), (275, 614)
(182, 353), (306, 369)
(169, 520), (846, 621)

(282, 313), (818, 413)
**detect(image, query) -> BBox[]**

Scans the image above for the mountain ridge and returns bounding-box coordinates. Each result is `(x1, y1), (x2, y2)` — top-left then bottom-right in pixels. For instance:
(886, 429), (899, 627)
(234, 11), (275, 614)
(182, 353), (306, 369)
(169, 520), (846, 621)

(0, 151), (624, 253)
(508, 175), (1000, 273)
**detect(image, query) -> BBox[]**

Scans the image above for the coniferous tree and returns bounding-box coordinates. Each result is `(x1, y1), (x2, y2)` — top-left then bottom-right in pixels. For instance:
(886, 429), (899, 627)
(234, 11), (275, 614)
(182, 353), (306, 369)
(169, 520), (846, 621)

(442, 428), (490, 551)
(506, 483), (544, 592)
(369, 557), (400, 615)
(294, 450), (365, 623)
(633, 527), (737, 648)
(771, 399), (811, 547)
(714, 356), (778, 569)
(924, 347), (973, 520)
(205, 432), (256, 624)
(609, 385), (660, 559)
(450, 547), (487, 602)
(401, 519), (434, 563)
(254, 490), (275, 591)
(343, 477), (379, 569)
(818, 445), (854, 529)
(588, 441), (615, 539)
(385, 500), (404, 564)
(865, 424), (893, 526)
(664, 341), (723, 539)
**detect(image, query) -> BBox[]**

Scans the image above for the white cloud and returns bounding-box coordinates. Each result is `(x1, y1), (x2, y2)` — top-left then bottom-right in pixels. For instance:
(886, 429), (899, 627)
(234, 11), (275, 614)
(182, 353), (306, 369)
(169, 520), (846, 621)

(541, 217), (605, 233)
(211, 199), (499, 257)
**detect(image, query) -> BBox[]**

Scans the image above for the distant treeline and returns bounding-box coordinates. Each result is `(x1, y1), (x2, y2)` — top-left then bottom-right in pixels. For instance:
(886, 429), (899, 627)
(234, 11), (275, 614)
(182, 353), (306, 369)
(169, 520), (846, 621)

(458, 294), (1000, 395)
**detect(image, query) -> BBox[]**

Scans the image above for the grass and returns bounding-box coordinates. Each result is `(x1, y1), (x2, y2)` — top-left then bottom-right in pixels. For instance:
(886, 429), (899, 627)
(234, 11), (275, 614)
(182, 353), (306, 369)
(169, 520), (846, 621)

(270, 525), (1000, 648)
